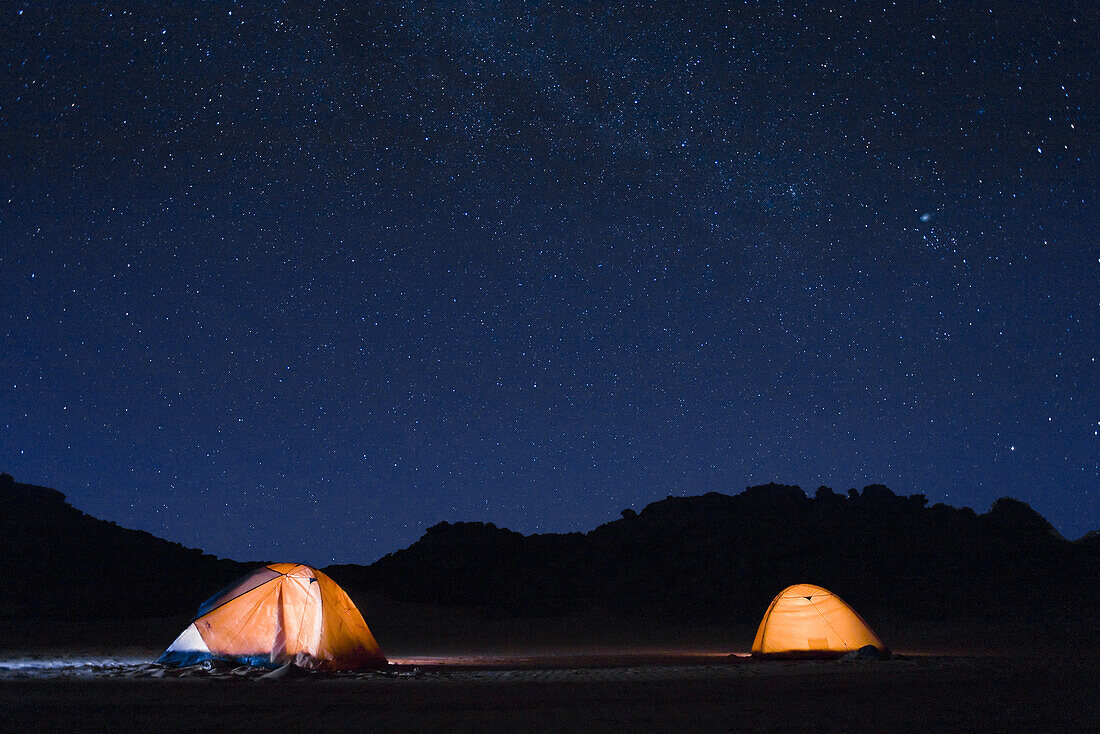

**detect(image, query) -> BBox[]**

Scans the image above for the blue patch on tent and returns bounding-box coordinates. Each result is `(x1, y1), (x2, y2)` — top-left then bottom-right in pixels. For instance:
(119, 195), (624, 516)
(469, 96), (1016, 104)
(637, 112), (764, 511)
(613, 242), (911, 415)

(156, 649), (215, 668)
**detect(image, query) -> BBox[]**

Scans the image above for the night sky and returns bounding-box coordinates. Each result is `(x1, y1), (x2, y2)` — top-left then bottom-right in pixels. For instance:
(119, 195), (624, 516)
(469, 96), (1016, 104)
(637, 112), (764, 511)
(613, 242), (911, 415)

(2, 2), (1096, 565)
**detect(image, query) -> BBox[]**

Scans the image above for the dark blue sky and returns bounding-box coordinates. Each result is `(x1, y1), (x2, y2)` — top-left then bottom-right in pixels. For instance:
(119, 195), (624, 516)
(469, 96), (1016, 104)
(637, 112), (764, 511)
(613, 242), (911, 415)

(2, 2), (1095, 564)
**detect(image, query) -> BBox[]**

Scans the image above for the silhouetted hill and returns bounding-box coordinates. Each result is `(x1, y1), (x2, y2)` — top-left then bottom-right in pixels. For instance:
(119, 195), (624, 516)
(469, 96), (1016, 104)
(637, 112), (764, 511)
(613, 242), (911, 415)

(5, 472), (1098, 629)
(0, 473), (248, 619)
(1078, 530), (1100, 553)
(332, 483), (1100, 625)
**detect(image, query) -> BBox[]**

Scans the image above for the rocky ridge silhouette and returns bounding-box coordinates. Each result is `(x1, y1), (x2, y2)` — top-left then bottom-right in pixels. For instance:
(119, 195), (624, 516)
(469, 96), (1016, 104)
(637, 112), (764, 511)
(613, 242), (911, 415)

(331, 483), (1099, 624)
(1, 473), (247, 619)
(3, 473), (1097, 626)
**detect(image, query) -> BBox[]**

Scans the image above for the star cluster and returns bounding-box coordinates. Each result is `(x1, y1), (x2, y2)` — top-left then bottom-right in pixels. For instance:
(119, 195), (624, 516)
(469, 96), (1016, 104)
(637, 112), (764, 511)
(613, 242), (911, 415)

(1, 2), (1095, 563)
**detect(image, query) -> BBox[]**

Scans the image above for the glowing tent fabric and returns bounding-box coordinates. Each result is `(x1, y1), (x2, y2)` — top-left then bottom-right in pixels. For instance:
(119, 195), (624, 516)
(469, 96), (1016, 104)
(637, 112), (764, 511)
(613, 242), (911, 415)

(158, 563), (386, 670)
(751, 583), (887, 658)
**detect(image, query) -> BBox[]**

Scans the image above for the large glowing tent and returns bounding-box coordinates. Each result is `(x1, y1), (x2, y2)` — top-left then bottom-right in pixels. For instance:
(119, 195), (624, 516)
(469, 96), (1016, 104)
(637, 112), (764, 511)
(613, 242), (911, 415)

(158, 563), (387, 670)
(751, 583), (887, 658)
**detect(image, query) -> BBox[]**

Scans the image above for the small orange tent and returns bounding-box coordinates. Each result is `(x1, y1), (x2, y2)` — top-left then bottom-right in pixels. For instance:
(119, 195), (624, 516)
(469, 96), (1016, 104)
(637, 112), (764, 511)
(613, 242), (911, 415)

(751, 583), (887, 659)
(158, 563), (386, 670)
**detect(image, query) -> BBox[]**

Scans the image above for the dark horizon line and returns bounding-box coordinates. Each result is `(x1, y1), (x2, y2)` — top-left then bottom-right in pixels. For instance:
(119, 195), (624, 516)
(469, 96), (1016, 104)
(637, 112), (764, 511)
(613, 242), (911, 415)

(3, 472), (1093, 570)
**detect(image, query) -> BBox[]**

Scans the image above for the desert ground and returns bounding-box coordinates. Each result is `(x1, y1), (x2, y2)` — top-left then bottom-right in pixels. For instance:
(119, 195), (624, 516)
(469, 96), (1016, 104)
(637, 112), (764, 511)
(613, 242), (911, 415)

(2, 602), (1097, 733)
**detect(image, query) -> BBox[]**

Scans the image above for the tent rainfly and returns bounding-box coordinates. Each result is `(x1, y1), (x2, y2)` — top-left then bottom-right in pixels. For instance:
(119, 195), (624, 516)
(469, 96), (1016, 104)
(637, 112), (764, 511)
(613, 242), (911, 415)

(158, 563), (386, 670)
(751, 583), (887, 659)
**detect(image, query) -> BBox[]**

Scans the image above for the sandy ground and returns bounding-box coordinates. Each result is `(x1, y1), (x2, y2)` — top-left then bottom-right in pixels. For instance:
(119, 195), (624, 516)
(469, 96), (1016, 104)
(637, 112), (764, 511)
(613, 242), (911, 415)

(2, 650), (1097, 732)
(2, 606), (1097, 732)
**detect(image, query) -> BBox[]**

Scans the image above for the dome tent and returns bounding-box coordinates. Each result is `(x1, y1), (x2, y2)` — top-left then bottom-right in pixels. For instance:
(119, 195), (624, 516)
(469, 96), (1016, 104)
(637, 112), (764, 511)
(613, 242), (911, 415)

(752, 583), (887, 659)
(158, 563), (386, 670)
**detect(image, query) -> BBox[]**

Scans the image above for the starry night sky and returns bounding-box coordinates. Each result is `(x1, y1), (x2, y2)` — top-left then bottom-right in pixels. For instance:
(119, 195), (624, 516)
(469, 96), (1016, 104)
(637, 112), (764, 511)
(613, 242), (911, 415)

(2, 2), (1096, 564)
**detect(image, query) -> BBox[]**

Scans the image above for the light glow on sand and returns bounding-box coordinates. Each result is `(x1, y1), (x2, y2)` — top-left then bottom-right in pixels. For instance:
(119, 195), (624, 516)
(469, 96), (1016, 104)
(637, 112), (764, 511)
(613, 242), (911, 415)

(388, 649), (749, 668)
(0, 656), (152, 678)
(0, 657), (148, 669)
